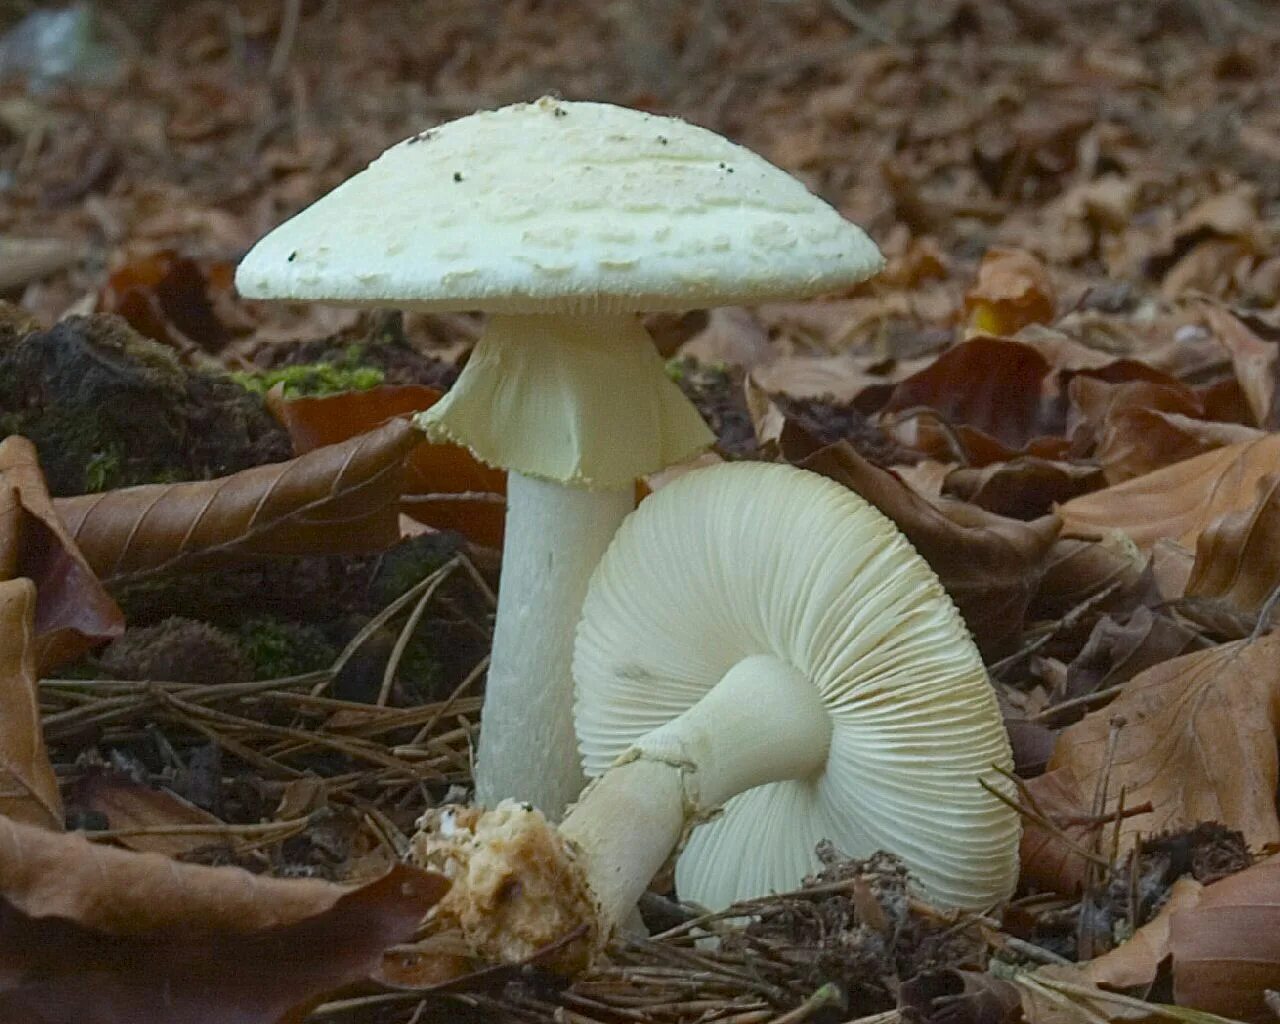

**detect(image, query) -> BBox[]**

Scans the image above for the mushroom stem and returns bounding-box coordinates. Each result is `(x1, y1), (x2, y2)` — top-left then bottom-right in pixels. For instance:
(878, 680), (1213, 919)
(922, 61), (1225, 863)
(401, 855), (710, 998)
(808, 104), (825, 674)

(476, 472), (632, 813)
(562, 654), (831, 926)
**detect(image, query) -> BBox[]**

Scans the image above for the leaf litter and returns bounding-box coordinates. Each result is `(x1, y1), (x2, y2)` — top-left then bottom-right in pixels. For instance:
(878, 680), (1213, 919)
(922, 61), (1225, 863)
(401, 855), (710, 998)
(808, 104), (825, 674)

(2, 0), (1280, 1021)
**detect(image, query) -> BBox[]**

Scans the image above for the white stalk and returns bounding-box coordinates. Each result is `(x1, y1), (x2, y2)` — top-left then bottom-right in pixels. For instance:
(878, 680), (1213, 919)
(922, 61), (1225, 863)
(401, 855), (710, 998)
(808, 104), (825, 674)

(418, 311), (713, 817)
(562, 654), (832, 926)
(474, 472), (632, 814)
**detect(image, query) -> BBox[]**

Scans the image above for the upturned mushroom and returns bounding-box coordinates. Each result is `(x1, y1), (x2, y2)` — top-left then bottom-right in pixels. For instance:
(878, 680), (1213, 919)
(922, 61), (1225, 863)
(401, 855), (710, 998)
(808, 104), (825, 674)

(413, 462), (1020, 971)
(235, 97), (884, 816)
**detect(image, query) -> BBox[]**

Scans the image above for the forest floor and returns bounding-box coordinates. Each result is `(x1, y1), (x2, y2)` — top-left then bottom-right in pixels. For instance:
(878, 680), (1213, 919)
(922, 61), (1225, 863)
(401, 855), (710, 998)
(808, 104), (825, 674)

(1, 0), (1279, 1021)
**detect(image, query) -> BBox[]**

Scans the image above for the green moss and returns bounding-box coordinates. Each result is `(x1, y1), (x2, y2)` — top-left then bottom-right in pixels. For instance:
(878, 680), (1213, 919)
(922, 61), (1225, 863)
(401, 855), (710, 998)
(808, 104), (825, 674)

(83, 444), (124, 493)
(236, 617), (337, 680)
(232, 353), (385, 399)
(665, 356), (729, 386)
(16, 406), (134, 493)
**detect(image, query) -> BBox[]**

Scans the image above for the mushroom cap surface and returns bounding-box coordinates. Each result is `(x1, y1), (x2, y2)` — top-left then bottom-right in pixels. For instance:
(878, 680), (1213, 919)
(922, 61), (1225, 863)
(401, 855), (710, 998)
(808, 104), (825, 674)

(573, 462), (1020, 910)
(235, 97), (884, 314)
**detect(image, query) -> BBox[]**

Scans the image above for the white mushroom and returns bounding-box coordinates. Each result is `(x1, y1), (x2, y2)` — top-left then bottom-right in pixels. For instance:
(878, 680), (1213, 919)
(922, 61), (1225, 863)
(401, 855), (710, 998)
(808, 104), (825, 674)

(414, 462), (1020, 971)
(236, 97), (884, 817)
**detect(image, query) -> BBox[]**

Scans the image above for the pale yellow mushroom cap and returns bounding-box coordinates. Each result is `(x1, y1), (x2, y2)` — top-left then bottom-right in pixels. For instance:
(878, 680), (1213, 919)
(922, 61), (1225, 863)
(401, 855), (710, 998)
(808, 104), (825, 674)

(235, 97), (884, 313)
(573, 462), (1020, 910)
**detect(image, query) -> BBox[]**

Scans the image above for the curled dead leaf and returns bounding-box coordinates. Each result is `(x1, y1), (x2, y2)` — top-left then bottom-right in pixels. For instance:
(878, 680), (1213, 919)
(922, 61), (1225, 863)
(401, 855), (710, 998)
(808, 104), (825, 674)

(0, 436), (124, 671)
(1063, 607), (1200, 709)
(100, 249), (236, 358)
(1170, 854), (1280, 1023)
(964, 248), (1056, 336)
(71, 771), (241, 857)
(1031, 532), (1147, 619)
(0, 578), (63, 830)
(1017, 765), (1097, 896)
(1184, 473), (1280, 620)
(882, 337), (1060, 456)
(945, 458), (1102, 520)
(0, 815), (450, 1023)
(54, 417), (419, 583)
(267, 383), (507, 548)
(1200, 302), (1278, 429)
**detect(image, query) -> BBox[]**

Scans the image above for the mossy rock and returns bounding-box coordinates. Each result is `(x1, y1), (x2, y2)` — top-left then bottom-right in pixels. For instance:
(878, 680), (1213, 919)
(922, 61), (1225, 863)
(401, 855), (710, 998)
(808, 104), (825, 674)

(100, 617), (252, 685)
(0, 309), (290, 495)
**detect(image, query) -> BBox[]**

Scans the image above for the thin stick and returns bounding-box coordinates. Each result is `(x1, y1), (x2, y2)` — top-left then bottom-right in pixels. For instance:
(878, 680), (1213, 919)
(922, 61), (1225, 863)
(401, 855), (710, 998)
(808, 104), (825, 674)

(81, 817), (310, 842)
(268, 0), (302, 79)
(772, 983), (845, 1024)
(827, 0), (894, 42)
(313, 563), (459, 696)
(378, 558), (459, 706)
(410, 655), (489, 745)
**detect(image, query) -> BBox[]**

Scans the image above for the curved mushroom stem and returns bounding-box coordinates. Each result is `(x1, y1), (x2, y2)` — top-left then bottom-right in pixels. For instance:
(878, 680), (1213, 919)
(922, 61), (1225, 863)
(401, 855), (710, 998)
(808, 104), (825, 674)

(414, 655), (833, 971)
(562, 654), (832, 927)
(475, 473), (632, 813)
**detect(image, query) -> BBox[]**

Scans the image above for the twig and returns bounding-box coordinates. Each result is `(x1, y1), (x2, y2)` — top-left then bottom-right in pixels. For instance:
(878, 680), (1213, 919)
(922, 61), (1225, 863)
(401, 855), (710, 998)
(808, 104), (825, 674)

(81, 816), (310, 842)
(979, 774), (1111, 870)
(410, 655), (489, 745)
(314, 562), (460, 696)
(989, 581), (1122, 678)
(378, 557), (460, 706)
(826, 0), (894, 43)
(1249, 581), (1280, 641)
(401, 491), (504, 505)
(269, 0), (303, 80)
(773, 983), (845, 1024)
(1028, 680), (1128, 723)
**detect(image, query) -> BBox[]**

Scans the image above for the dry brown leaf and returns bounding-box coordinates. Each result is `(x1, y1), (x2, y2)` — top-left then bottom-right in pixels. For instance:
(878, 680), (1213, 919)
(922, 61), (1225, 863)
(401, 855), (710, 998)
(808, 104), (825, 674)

(99, 249), (235, 356)
(678, 306), (774, 370)
(72, 772), (240, 857)
(892, 459), (955, 499)
(0, 814), (450, 1023)
(1018, 765), (1096, 895)
(1065, 374), (1245, 484)
(1201, 303), (1278, 428)
(1170, 854), (1280, 1022)
(965, 248), (1056, 336)
(1082, 876), (1203, 990)
(0, 436), (124, 672)
(266, 383), (507, 548)
(793, 439), (1061, 654)
(1031, 532), (1147, 619)
(54, 417), (419, 582)
(882, 337), (1059, 455)
(1099, 408), (1262, 484)
(1063, 607), (1199, 705)
(1151, 538), (1196, 602)
(897, 968), (1022, 1024)
(0, 578), (63, 830)
(1048, 633), (1280, 858)
(1185, 473), (1280, 618)
(1057, 434), (1280, 551)
(743, 374), (787, 452)
(945, 458), (1102, 520)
